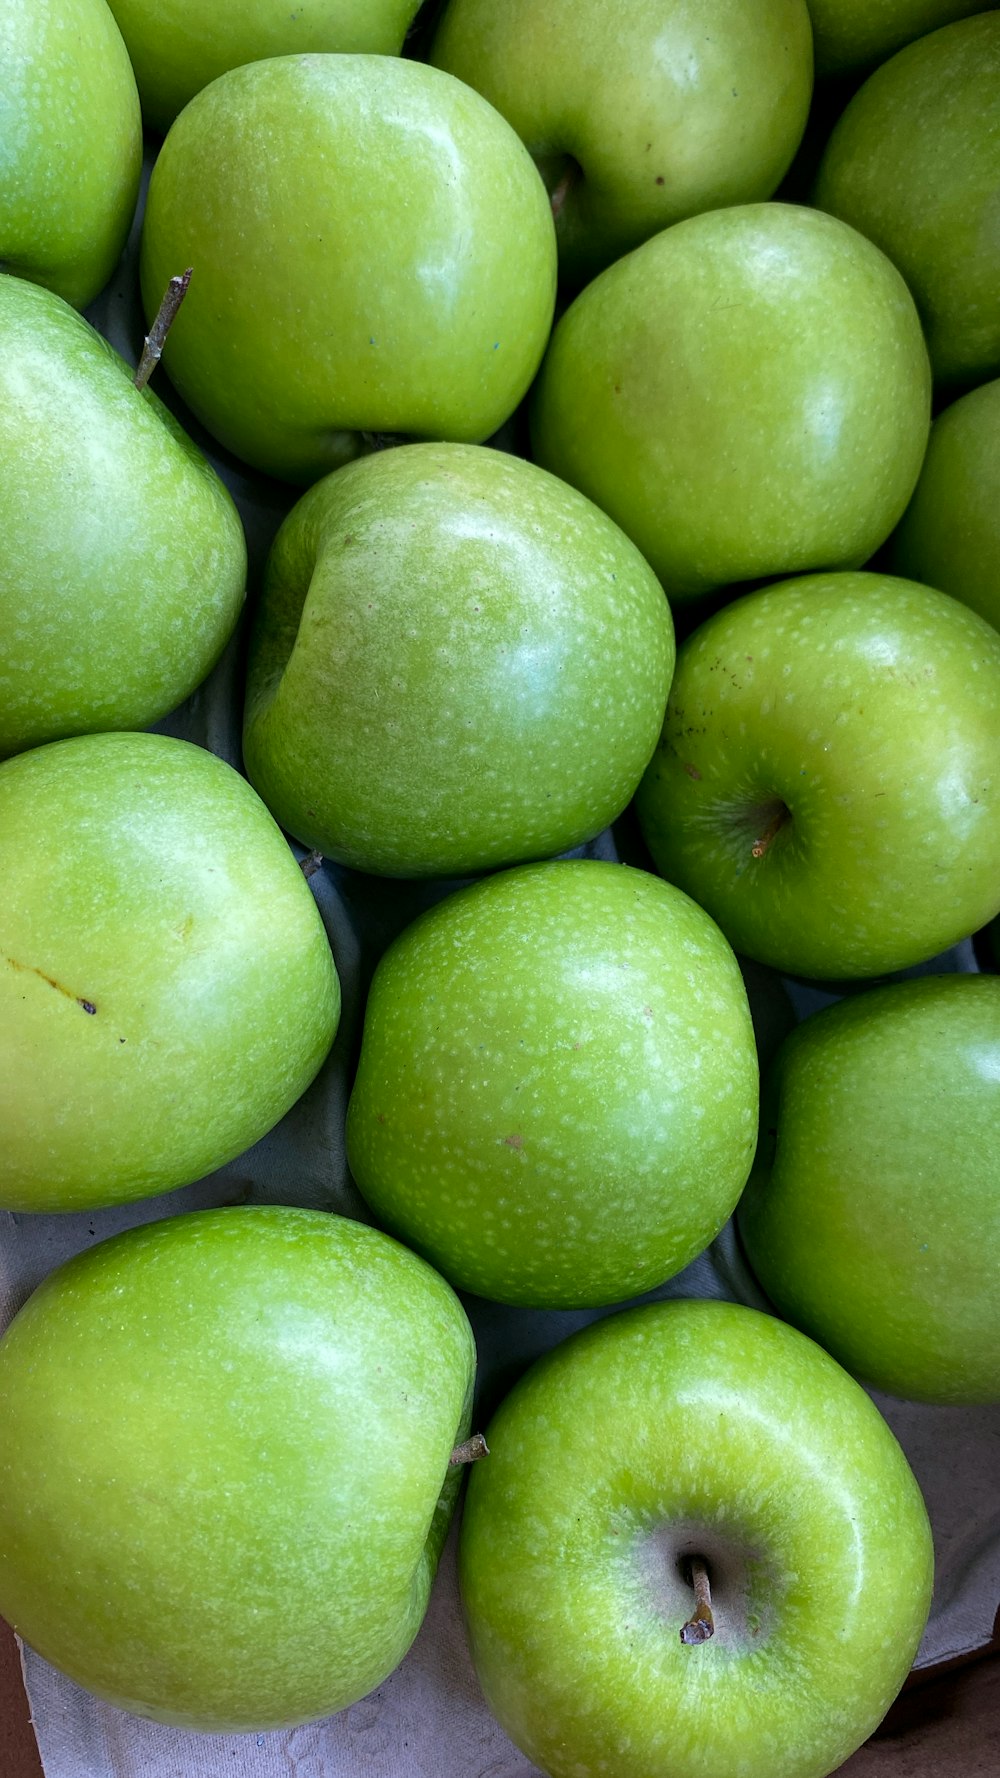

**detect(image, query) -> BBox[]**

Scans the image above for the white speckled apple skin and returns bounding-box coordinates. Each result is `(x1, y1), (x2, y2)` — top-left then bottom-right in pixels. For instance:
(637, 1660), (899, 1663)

(0, 733), (340, 1212)
(0, 276), (247, 759)
(636, 571), (1000, 979)
(346, 860), (758, 1307)
(0, 0), (141, 309)
(243, 443), (675, 877)
(460, 1299), (934, 1778)
(0, 1206), (476, 1729)
(140, 56), (558, 483)
(531, 202), (930, 601)
(740, 975), (1000, 1403)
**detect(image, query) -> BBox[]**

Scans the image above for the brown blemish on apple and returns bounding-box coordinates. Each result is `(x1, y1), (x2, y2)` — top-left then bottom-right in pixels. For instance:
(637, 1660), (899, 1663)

(503, 1133), (524, 1150)
(683, 762), (703, 780)
(5, 955), (97, 1013)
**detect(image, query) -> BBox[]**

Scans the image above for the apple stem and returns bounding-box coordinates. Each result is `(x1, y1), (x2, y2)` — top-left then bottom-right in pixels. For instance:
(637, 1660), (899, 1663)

(751, 803), (791, 860)
(680, 1557), (715, 1644)
(449, 1433), (490, 1467)
(300, 849), (324, 880)
(134, 268), (193, 392)
(549, 163), (579, 222)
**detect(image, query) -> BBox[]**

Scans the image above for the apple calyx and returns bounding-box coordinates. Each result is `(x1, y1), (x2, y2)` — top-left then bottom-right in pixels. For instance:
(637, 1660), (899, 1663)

(134, 267), (193, 393)
(751, 800), (792, 861)
(449, 1433), (490, 1467)
(679, 1556), (715, 1644)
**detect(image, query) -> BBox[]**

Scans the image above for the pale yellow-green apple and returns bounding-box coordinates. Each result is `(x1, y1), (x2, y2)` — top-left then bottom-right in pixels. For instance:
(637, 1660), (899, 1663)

(460, 1299), (933, 1778)
(0, 275), (246, 759)
(805, 0), (984, 77)
(107, 0), (422, 133)
(530, 203), (930, 603)
(0, 0), (141, 308)
(243, 443), (674, 877)
(739, 976), (1000, 1405)
(432, 0), (813, 285)
(346, 860), (758, 1307)
(635, 572), (1000, 979)
(140, 55), (557, 483)
(889, 378), (1000, 633)
(814, 14), (1000, 388)
(0, 1206), (475, 1729)
(0, 733), (340, 1213)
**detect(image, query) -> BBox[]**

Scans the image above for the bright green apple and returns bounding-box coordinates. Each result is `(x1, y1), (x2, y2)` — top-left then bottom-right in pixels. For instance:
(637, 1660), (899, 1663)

(889, 378), (1000, 634)
(243, 443), (674, 877)
(0, 0), (142, 309)
(739, 976), (1000, 1404)
(635, 572), (1000, 979)
(813, 14), (1000, 388)
(346, 860), (758, 1307)
(805, 0), (985, 77)
(432, 0), (813, 286)
(0, 275), (246, 759)
(460, 1299), (933, 1778)
(0, 1205), (475, 1729)
(531, 203), (930, 603)
(0, 732), (340, 1213)
(140, 55), (557, 484)
(107, 0), (422, 133)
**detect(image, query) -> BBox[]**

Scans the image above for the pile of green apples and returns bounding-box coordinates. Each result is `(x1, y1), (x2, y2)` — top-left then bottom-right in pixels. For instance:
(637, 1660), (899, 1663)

(1, 2), (999, 1775)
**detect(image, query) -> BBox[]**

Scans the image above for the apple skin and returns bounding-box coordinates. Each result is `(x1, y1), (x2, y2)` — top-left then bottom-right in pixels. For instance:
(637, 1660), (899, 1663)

(813, 14), (1000, 389)
(346, 860), (758, 1308)
(805, 1), (985, 77)
(106, 0), (422, 132)
(140, 55), (558, 484)
(460, 1298), (933, 1778)
(0, 732), (340, 1213)
(0, 0), (141, 309)
(0, 1205), (475, 1730)
(889, 378), (1000, 635)
(635, 571), (1000, 980)
(243, 443), (675, 877)
(0, 275), (247, 759)
(431, 0), (813, 286)
(738, 976), (1000, 1405)
(530, 203), (930, 603)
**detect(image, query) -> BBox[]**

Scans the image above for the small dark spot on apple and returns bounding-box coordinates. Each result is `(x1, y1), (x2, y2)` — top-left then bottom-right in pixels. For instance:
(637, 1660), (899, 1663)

(655, 176), (665, 185)
(614, 384), (622, 394)
(79, 999), (97, 1015)
(119, 1037), (126, 1044)
(376, 1112), (386, 1123)
(683, 763), (703, 780)
(645, 143), (652, 151)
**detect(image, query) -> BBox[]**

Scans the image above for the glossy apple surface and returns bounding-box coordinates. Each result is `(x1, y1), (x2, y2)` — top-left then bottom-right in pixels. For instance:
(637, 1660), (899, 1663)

(889, 378), (1000, 634)
(813, 14), (1000, 388)
(140, 55), (557, 483)
(0, 732), (340, 1212)
(635, 572), (1000, 979)
(347, 860), (758, 1307)
(739, 976), (1000, 1404)
(243, 443), (674, 877)
(0, 275), (246, 758)
(0, 1206), (475, 1729)
(432, 0), (813, 285)
(1, 0), (141, 309)
(107, 0), (421, 132)
(531, 203), (930, 602)
(460, 1298), (933, 1778)
(805, 0), (985, 76)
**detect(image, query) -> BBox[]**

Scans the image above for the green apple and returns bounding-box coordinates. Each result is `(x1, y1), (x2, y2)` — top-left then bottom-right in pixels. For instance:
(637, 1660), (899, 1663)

(805, 0), (985, 77)
(432, 0), (813, 286)
(813, 14), (1000, 388)
(106, 0), (422, 133)
(0, 732), (340, 1213)
(635, 571), (1000, 979)
(140, 55), (557, 484)
(0, 0), (142, 309)
(531, 203), (930, 603)
(889, 378), (1000, 634)
(738, 975), (1000, 1404)
(460, 1298), (933, 1778)
(346, 860), (758, 1307)
(243, 443), (674, 877)
(0, 1205), (475, 1729)
(0, 275), (247, 759)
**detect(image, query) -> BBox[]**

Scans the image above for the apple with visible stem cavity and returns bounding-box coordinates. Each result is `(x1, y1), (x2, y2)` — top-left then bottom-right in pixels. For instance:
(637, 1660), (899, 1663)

(635, 571), (1000, 979)
(460, 1298), (934, 1778)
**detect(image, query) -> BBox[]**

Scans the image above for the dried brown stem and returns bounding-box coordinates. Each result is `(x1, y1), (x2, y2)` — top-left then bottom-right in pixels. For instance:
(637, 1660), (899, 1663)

(751, 803), (791, 860)
(680, 1557), (715, 1644)
(449, 1433), (490, 1467)
(134, 267), (193, 392)
(300, 849), (324, 880)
